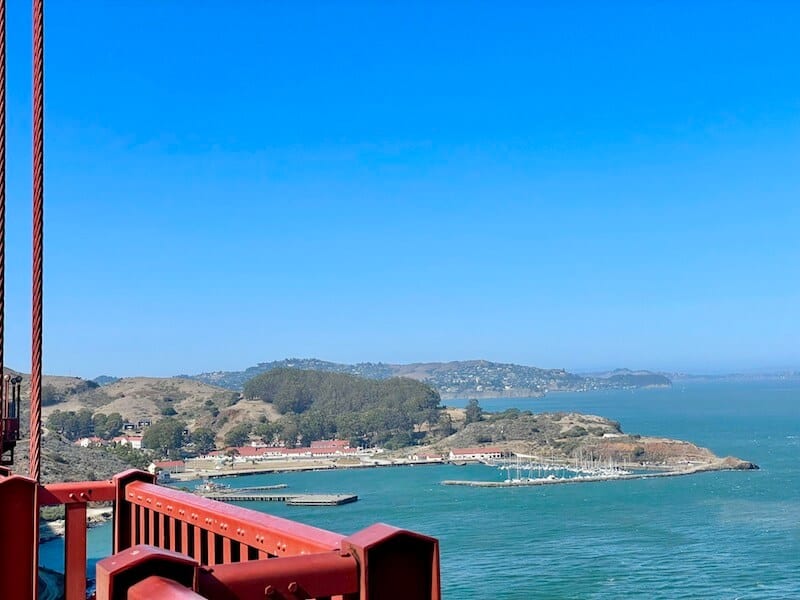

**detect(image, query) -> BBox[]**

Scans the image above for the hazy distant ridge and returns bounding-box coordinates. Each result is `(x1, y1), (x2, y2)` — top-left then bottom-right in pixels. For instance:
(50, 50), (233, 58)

(181, 359), (671, 398)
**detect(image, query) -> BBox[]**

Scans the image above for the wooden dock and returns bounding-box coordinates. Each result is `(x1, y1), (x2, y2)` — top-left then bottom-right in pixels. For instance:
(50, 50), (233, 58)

(205, 492), (358, 506)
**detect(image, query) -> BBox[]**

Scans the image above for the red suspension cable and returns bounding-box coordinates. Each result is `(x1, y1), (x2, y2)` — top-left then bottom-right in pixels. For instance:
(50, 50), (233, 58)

(0, 0), (6, 411)
(30, 0), (44, 482)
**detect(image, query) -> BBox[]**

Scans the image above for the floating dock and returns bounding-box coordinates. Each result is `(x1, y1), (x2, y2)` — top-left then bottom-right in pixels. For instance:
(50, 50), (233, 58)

(231, 484), (289, 492)
(205, 493), (358, 506)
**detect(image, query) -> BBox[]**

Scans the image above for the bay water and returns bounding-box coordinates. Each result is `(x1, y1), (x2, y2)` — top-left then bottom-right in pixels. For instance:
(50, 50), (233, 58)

(41, 381), (800, 598)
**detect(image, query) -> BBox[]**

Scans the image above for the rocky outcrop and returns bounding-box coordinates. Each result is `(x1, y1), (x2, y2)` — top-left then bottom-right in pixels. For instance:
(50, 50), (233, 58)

(422, 412), (758, 472)
(717, 456), (760, 470)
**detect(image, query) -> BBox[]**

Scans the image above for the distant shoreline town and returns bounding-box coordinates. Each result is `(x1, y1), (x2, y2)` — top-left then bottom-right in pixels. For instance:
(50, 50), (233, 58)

(174, 358), (672, 398)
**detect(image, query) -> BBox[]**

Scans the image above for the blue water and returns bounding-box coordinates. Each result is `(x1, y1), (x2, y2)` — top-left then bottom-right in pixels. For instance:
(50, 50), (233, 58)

(41, 381), (800, 598)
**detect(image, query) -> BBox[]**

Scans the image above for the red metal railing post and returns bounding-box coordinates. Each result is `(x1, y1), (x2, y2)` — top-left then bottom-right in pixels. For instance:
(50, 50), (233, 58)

(112, 469), (156, 553)
(343, 523), (441, 600)
(64, 502), (88, 600)
(0, 475), (38, 599)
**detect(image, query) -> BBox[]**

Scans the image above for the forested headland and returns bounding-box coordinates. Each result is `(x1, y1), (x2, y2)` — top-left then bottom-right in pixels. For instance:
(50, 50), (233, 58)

(241, 368), (445, 449)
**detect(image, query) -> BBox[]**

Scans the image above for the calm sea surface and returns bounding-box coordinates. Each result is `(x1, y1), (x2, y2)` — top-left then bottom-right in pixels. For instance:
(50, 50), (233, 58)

(41, 381), (800, 598)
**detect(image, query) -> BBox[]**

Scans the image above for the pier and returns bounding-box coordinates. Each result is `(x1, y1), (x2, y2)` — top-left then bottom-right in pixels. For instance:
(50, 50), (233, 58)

(205, 492), (358, 506)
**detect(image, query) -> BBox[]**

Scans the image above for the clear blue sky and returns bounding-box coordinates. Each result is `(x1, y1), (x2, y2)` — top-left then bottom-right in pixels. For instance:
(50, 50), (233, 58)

(3, 2), (799, 377)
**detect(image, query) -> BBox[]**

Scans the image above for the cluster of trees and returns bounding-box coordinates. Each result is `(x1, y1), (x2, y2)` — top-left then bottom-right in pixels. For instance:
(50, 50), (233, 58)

(242, 368), (443, 448)
(465, 399), (483, 424)
(47, 409), (124, 440)
(140, 418), (217, 458)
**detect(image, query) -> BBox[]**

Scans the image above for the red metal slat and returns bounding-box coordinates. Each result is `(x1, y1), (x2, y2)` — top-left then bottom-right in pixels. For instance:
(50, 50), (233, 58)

(181, 520), (189, 555)
(158, 511), (166, 548)
(148, 506), (155, 545)
(131, 502), (138, 545)
(169, 515), (177, 552)
(138, 507), (146, 545)
(207, 530), (216, 565)
(222, 536), (232, 563)
(64, 502), (87, 600)
(193, 524), (202, 561)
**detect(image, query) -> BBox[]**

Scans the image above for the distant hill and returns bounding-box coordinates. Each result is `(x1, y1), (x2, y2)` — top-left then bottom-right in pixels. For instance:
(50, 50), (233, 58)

(35, 374), (269, 441)
(184, 358), (671, 398)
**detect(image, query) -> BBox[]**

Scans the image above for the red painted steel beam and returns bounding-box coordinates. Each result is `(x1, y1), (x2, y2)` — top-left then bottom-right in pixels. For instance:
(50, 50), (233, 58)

(124, 480), (344, 558)
(196, 551), (360, 599)
(127, 576), (204, 600)
(64, 503), (87, 600)
(0, 475), (38, 599)
(39, 478), (116, 505)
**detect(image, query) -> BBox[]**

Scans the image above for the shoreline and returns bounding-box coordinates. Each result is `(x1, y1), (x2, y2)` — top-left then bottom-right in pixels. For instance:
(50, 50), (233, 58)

(40, 506), (113, 545)
(441, 461), (752, 487)
(38, 456), (756, 545)
(170, 457), (446, 481)
(170, 453), (755, 482)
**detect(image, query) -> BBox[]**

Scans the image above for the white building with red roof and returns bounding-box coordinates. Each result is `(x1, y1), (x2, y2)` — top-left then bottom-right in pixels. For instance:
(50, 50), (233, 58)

(448, 447), (503, 461)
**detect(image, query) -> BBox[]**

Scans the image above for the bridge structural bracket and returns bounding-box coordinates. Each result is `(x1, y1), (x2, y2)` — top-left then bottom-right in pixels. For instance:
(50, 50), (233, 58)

(96, 544), (198, 600)
(343, 523), (441, 600)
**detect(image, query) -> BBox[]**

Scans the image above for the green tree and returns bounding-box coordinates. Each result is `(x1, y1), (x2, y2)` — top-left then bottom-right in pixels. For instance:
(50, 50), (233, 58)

(103, 412), (124, 438)
(191, 428), (217, 454)
(253, 422), (279, 444)
(76, 409), (95, 438)
(142, 418), (186, 456)
(465, 399), (483, 424)
(223, 423), (251, 448)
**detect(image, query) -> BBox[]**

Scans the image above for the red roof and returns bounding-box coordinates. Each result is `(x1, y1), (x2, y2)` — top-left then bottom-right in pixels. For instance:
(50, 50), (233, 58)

(310, 439), (349, 449)
(154, 460), (185, 468)
(236, 446), (269, 457)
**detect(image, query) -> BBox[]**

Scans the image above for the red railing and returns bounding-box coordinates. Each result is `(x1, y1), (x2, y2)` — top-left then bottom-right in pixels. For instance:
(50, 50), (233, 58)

(0, 469), (440, 600)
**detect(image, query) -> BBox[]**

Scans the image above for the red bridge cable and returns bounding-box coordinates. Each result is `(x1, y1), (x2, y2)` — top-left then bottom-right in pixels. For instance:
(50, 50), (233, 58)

(0, 0), (6, 411)
(30, 0), (44, 482)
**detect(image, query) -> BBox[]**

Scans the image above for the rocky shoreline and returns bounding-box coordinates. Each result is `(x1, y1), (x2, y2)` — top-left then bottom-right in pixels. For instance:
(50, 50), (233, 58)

(39, 506), (113, 544)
